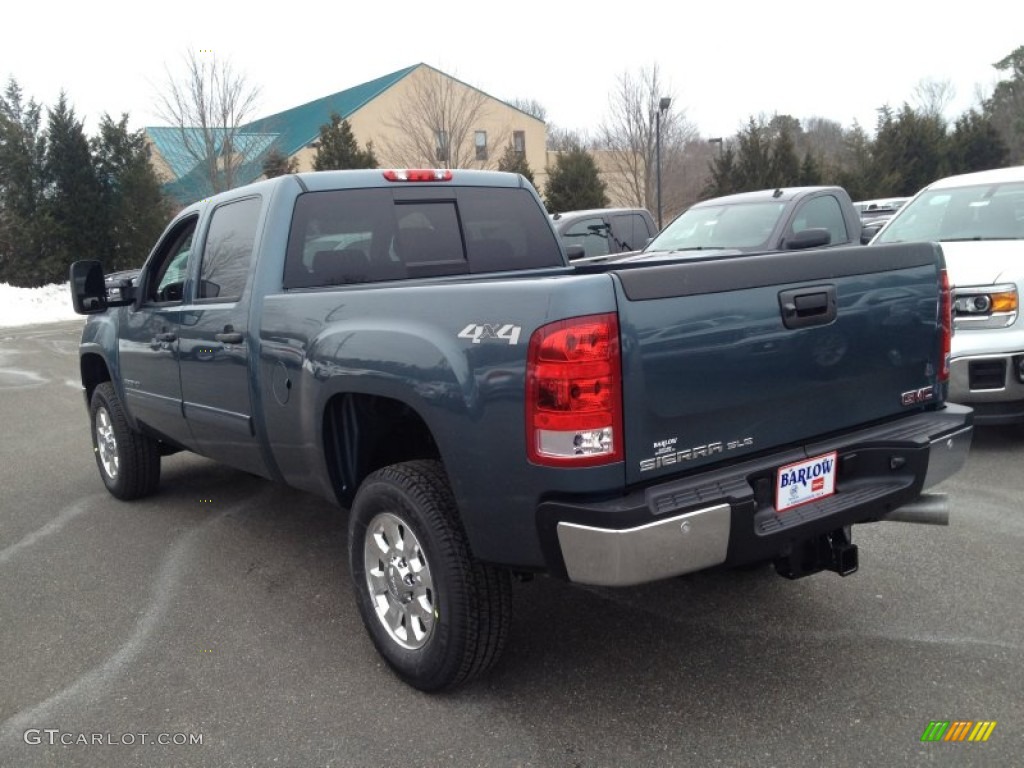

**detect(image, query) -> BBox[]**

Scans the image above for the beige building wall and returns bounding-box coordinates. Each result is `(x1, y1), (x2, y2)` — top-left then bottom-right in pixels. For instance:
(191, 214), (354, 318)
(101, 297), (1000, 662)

(145, 137), (177, 185)
(288, 65), (547, 193)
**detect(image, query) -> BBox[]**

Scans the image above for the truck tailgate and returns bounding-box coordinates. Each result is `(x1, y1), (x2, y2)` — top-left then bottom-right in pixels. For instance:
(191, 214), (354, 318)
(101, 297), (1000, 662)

(612, 243), (945, 486)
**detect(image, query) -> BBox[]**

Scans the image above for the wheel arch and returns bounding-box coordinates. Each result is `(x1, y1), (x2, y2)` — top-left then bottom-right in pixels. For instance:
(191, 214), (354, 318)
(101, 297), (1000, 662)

(322, 392), (443, 508)
(80, 351), (112, 404)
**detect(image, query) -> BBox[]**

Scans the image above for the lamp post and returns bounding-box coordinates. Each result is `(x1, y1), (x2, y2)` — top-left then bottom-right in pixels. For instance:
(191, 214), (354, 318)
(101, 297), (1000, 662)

(655, 96), (671, 229)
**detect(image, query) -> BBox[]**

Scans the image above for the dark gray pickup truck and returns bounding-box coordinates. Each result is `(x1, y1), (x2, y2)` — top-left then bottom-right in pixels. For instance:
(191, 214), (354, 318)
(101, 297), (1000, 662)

(70, 169), (972, 690)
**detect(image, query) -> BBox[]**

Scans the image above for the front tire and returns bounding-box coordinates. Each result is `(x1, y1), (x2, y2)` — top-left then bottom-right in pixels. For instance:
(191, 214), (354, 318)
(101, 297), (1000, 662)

(89, 382), (161, 500)
(348, 460), (511, 691)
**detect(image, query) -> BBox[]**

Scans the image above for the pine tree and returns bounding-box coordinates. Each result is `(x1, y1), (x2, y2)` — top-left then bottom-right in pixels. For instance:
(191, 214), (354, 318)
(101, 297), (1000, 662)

(0, 78), (46, 286)
(872, 104), (948, 196)
(262, 147), (298, 178)
(948, 110), (1009, 174)
(769, 128), (801, 187)
(735, 117), (773, 190)
(703, 145), (739, 197)
(984, 45), (1024, 164)
(92, 114), (173, 272)
(496, 142), (536, 187)
(544, 144), (608, 213)
(313, 113), (378, 171)
(39, 93), (108, 285)
(798, 152), (823, 186)
(836, 122), (879, 201)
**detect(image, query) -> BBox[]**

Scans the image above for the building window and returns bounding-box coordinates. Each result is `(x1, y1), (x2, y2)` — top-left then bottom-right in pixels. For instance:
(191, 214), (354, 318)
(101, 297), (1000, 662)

(475, 131), (487, 161)
(435, 130), (449, 163)
(513, 130), (525, 155)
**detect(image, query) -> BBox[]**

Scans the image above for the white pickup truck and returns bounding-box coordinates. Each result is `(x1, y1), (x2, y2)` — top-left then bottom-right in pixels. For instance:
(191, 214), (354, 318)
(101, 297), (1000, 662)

(872, 165), (1024, 425)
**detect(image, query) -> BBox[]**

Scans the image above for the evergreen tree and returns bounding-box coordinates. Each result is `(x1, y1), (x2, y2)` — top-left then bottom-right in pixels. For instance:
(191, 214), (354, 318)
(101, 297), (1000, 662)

(798, 152), (823, 186)
(313, 113), (378, 170)
(735, 118), (773, 190)
(948, 109), (1010, 174)
(543, 144), (608, 213)
(872, 104), (948, 196)
(769, 127), (801, 187)
(39, 93), (108, 285)
(0, 78), (46, 285)
(496, 142), (536, 187)
(703, 145), (739, 197)
(262, 147), (298, 178)
(984, 45), (1024, 164)
(835, 122), (878, 201)
(92, 114), (173, 272)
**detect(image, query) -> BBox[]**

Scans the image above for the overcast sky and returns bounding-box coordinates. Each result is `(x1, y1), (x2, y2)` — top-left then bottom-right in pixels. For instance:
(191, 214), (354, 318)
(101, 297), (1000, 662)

(3, 1), (1021, 141)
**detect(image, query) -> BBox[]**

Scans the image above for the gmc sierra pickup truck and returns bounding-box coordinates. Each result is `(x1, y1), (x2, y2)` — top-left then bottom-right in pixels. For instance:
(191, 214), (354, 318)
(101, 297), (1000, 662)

(70, 169), (972, 691)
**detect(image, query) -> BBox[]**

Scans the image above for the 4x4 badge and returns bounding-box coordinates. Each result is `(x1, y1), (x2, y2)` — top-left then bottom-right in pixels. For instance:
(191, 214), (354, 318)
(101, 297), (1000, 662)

(457, 323), (522, 345)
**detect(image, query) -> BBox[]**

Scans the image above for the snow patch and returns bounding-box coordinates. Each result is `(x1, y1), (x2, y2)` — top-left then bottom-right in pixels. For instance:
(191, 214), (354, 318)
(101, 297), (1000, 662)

(0, 283), (83, 328)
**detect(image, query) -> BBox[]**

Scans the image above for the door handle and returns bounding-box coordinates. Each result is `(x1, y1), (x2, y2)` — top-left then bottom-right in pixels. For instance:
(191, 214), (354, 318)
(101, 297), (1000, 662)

(215, 332), (244, 344)
(155, 332), (177, 342)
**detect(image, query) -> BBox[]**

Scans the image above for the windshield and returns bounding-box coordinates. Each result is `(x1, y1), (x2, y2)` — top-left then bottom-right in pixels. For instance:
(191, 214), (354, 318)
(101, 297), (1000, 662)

(646, 201), (786, 251)
(876, 181), (1024, 243)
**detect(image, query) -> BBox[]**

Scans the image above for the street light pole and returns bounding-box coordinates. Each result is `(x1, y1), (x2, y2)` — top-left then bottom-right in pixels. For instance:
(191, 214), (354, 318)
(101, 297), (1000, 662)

(655, 96), (671, 229)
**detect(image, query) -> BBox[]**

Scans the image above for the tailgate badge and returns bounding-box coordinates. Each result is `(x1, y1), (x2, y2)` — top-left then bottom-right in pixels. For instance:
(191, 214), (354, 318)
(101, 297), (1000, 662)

(901, 386), (934, 406)
(640, 436), (753, 472)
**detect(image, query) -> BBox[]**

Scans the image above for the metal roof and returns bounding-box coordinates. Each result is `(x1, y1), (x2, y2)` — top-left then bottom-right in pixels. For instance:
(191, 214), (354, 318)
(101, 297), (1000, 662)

(241, 64), (419, 157)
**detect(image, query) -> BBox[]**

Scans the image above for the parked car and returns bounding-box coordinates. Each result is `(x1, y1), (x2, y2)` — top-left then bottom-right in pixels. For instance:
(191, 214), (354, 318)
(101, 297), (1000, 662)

(855, 197), (911, 239)
(551, 207), (656, 260)
(633, 186), (863, 260)
(870, 165), (1024, 424)
(854, 197), (910, 220)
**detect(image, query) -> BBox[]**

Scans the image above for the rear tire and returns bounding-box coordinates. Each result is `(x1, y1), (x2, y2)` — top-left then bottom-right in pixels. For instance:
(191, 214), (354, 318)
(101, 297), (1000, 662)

(89, 382), (161, 500)
(348, 460), (511, 691)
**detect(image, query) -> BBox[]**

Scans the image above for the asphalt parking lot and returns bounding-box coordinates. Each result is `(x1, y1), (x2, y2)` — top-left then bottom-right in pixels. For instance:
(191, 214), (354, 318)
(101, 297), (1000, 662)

(2, 321), (1022, 768)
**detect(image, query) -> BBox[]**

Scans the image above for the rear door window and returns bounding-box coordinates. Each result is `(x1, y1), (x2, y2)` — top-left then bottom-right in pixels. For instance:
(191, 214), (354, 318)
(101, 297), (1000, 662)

(610, 213), (653, 251)
(197, 196), (262, 301)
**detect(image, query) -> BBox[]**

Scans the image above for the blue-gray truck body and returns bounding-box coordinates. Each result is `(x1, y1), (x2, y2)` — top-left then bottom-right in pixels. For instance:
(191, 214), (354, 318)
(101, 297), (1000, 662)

(73, 170), (970, 594)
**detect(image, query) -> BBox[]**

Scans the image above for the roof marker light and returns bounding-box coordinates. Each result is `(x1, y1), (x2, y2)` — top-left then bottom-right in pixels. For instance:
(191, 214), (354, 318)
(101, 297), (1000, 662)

(383, 169), (453, 182)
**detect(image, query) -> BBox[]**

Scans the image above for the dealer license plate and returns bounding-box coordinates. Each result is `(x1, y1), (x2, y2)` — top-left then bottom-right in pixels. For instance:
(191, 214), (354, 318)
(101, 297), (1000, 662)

(775, 451), (837, 513)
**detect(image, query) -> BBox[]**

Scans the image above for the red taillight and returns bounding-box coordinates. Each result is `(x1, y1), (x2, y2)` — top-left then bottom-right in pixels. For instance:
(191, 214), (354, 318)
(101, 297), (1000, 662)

(526, 313), (623, 467)
(939, 268), (951, 382)
(382, 169), (453, 182)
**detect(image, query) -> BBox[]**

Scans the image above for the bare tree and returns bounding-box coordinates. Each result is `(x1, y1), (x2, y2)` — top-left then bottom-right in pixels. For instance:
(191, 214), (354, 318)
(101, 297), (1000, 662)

(801, 116), (846, 168)
(155, 48), (261, 194)
(507, 97), (547, 122)
(912, 78), (956, 122)
(597, 64), (697, 216)
(383, 66), (504, 169)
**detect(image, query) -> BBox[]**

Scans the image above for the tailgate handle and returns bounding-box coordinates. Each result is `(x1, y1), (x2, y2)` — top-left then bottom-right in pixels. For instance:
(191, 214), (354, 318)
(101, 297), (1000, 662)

(779, 285), (837, 329)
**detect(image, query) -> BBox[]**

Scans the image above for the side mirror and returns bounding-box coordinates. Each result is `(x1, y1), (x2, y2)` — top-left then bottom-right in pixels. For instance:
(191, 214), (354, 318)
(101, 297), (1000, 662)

(860, 222), (884, 244)
(565, 244), (586, 261)
(785, 228), (831, 250)
(69, 261), (108, 314)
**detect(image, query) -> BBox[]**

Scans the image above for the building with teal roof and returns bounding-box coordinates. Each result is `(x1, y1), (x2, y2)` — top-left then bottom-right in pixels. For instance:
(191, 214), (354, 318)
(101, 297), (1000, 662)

(146, 64), (547, 205)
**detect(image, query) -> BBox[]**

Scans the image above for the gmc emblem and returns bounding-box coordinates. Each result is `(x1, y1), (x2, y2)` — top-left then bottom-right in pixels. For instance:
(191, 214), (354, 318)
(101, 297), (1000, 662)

(901, 386), (935, 406)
